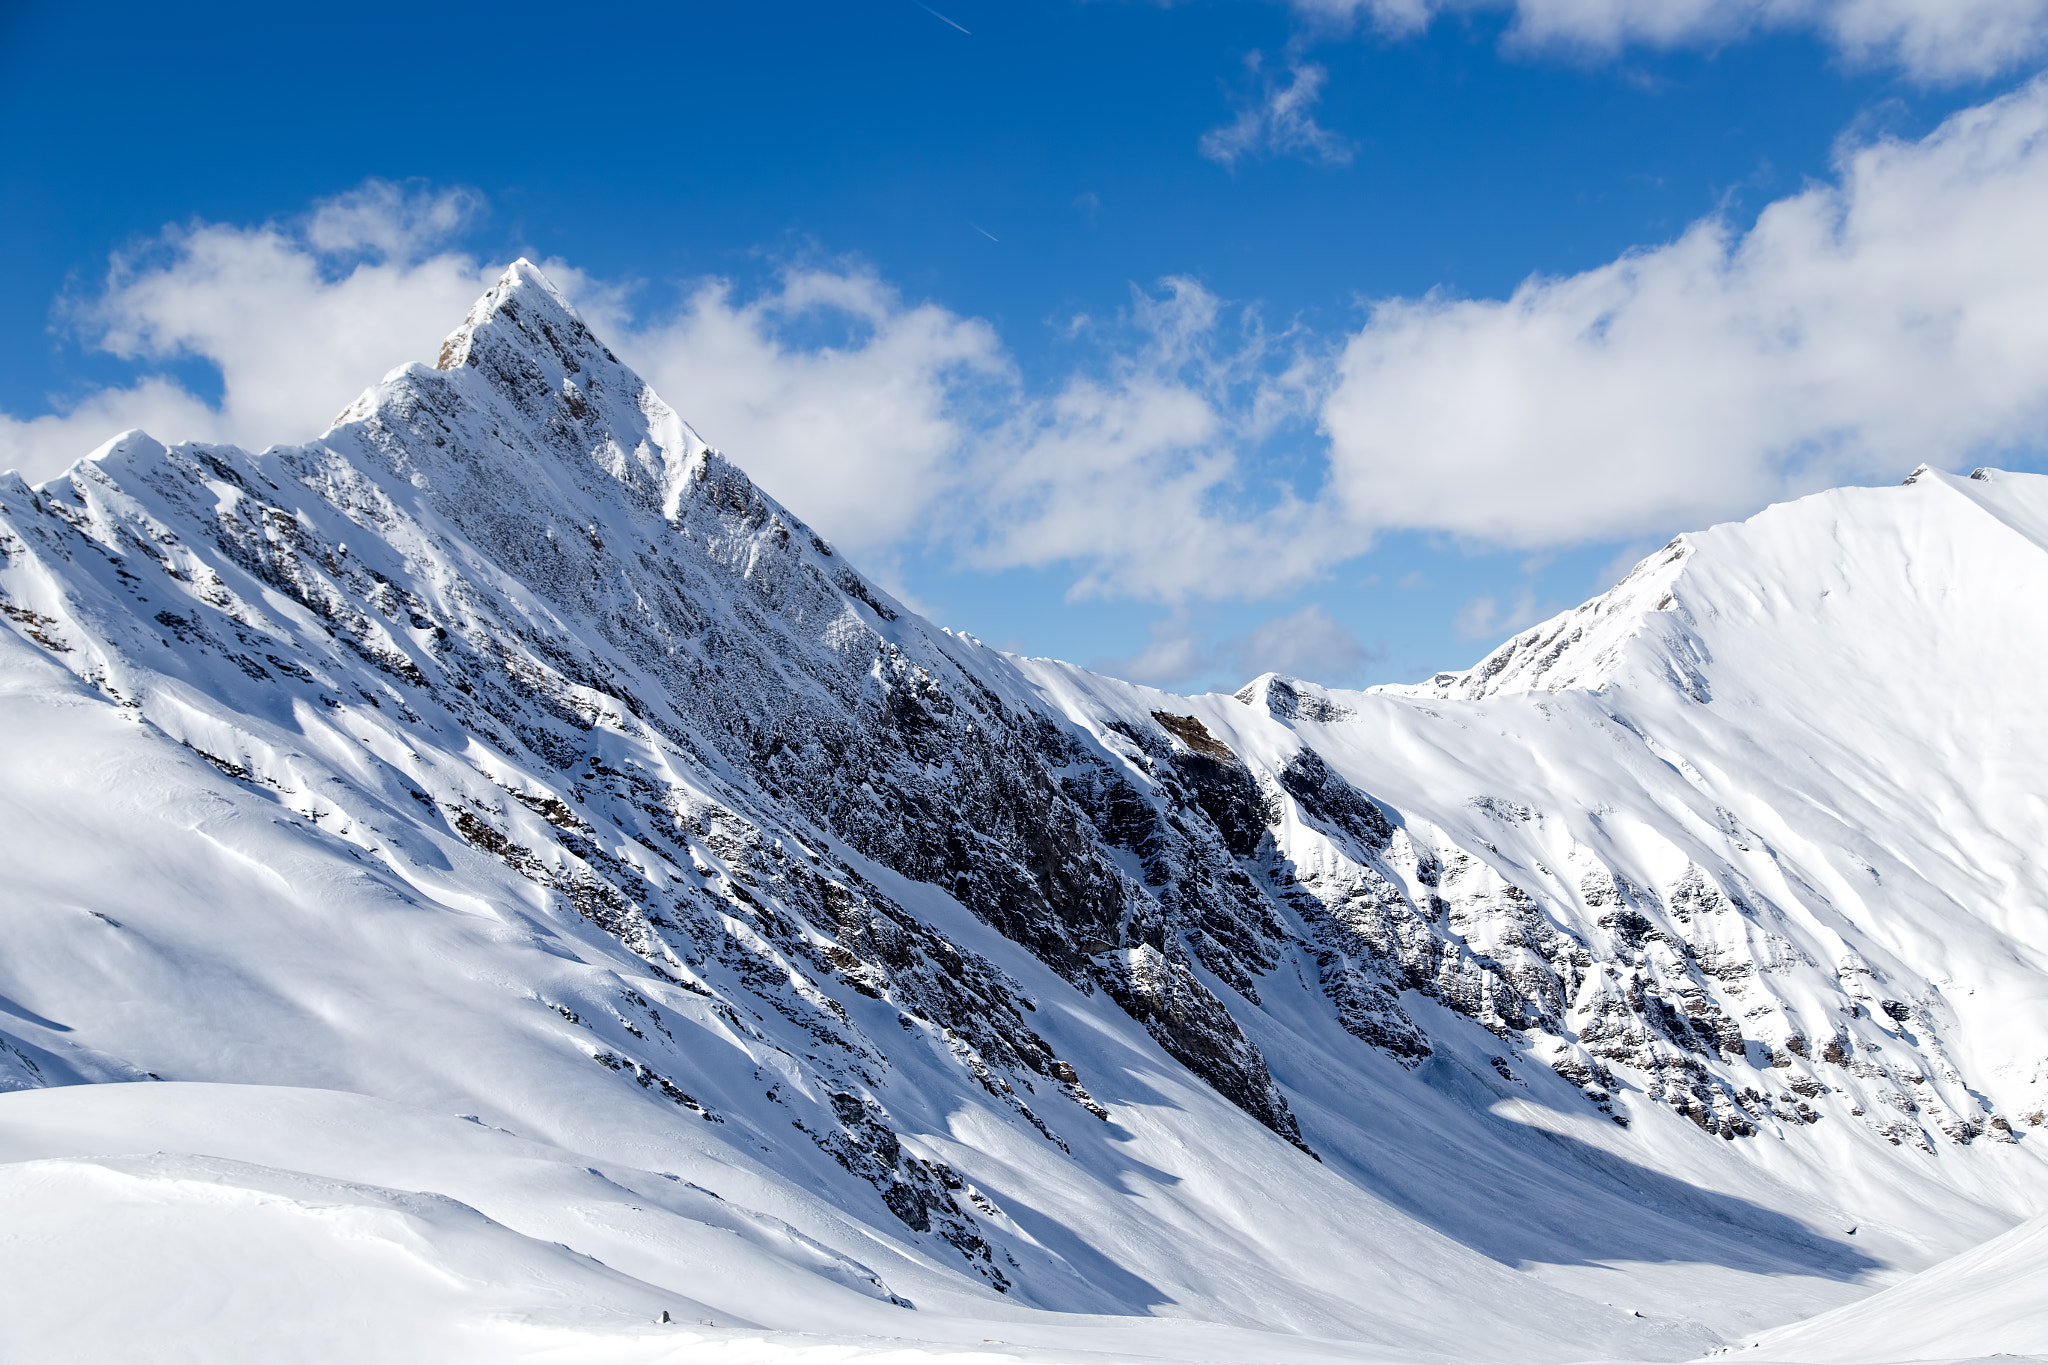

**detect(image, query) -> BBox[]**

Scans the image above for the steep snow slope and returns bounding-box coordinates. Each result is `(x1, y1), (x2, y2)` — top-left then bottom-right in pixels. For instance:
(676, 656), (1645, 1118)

(1, 261), (2042, 1362)
(0, 1083), (1460, 1365)
(1736, 1211), (2048, 1363)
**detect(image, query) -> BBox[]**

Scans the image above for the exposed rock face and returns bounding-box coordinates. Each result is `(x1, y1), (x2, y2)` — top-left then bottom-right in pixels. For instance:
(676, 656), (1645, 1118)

(2, 261), (2040, 1309)
(1101, 942), (1307, 1150)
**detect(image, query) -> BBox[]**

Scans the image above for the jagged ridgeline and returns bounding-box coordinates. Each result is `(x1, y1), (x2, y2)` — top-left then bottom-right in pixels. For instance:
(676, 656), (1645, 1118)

(2, 261), (2045, 1341)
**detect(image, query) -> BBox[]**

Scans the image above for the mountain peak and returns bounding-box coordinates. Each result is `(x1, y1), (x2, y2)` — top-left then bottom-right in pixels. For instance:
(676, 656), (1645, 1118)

(433, 258), (609, 377)
(1234, 672), (1356, 723)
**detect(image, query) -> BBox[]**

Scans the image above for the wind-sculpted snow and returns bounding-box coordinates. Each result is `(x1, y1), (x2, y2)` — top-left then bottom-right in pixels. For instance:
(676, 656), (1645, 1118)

(1, 262), (2045, 1362)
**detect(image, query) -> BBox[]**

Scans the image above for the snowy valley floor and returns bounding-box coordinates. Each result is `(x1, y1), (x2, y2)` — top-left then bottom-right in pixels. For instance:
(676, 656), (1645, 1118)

(2, 1081), (2042, 1365)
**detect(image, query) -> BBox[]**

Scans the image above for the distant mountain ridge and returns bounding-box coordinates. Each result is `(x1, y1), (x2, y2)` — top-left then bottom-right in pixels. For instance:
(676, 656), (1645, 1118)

(1, 260), (2043, 1363)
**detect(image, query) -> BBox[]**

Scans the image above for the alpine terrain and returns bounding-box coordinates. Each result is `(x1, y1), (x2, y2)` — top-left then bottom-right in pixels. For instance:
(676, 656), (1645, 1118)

(1, 262), (2043, 1364)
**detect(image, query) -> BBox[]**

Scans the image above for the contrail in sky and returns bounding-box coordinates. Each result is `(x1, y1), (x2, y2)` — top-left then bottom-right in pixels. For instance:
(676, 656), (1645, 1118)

(914, 2), (970, 34)
(971, 223), (999, 242)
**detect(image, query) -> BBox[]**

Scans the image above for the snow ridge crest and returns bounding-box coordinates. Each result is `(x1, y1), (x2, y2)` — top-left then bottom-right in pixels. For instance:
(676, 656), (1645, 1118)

(1380, 536), (1695, 703)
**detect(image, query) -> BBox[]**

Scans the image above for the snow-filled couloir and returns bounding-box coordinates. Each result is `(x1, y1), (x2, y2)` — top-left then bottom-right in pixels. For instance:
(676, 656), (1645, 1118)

(1, 261), (2043, 1364)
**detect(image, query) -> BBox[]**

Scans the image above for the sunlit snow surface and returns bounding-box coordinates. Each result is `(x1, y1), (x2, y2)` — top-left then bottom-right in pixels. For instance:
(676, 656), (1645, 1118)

(1, 263), (2044, 1364)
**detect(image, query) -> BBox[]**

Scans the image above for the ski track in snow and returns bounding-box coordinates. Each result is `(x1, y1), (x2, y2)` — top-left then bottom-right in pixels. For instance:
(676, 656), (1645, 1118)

(0, 262), (2043, 1364)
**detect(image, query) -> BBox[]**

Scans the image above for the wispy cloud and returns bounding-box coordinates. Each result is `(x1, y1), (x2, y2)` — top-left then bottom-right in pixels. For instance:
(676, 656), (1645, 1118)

(0, 181), (496, 481)
(1287, 0), (2048, 83)
(1453, 590), (1541, 641)
(1096, 605), (1383, 689)
(913, 1), (970, 35)
(1200, 55), (1353, 170)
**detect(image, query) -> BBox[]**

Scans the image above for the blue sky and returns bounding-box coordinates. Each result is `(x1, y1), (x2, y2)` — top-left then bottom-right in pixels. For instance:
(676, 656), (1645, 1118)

(6, 1), (2048, 690)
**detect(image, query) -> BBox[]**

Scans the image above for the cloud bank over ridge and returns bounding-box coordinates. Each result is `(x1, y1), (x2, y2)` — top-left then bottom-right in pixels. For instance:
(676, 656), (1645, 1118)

(8, 74), (2048, 617)
(1322, 74), (2048, 546)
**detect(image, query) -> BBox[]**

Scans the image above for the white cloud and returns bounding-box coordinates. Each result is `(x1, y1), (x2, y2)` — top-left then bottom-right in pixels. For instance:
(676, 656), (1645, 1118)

(1824, 0), (2048, 80)
(627, 273), (1341, 602)
(1453, 589), (1541, 640)
(302, 180), (483, 259)
(599, 268), (1333, 606)
(956, 278), (1339, 600)
(0, 378), (223, 483)
(0, 182), (495, 484)
(1200, 56), (1353, 169)
(1289, 0), (2048, 81)
(1097, 604), (1381, 687)
(1588, 537), (1660, 594)
(1238, 602), (1383, 679)
(1321, 73), (2048, 546)
(616, 268), (1007, 561)
(0, 189), (1005, 572)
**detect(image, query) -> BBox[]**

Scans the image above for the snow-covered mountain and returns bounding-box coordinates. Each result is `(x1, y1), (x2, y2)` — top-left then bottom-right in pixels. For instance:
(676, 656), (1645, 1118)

(2, 261), (2043, 1364)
